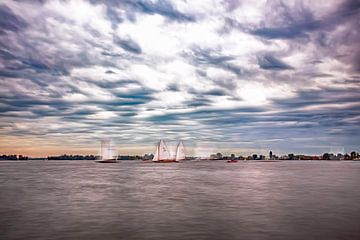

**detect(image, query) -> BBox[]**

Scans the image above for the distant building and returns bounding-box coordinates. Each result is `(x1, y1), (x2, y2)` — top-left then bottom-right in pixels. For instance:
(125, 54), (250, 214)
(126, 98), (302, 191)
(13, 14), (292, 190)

(143, 154), (154, 160)
(322, 153), (330, 160)
(329, 154), (337, 160)
(350, 151), (357, 160)
(297, 155), (320, 160)
(210, 153), (223, 160)
(0, 155), (20, 160)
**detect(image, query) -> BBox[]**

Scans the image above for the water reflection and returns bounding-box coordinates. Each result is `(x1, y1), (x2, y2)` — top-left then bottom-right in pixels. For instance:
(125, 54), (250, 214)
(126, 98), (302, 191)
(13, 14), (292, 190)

(0, 161), (360, 240)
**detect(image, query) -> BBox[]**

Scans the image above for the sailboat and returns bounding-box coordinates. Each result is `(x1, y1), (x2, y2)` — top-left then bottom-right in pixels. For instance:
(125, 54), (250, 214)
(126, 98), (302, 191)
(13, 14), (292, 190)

(152, 140), (177, 163)
(175, 141), (186, 161)
(95, 140), (118, 163)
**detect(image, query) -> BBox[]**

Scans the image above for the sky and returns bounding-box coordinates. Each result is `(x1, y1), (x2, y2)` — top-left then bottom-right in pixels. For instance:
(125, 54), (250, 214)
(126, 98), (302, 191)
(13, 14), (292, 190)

(0, 0), (359, 157)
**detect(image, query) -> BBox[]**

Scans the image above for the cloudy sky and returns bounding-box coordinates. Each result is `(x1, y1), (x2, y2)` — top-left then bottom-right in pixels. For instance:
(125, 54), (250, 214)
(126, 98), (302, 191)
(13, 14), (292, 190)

(0, 0), (359, 157)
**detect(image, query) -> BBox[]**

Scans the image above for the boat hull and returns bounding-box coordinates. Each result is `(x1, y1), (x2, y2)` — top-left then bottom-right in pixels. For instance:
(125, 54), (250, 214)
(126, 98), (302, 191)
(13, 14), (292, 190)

(95, 159), (118, 163)
(227, 160), (238, 163)
(153, 159), (179, 163)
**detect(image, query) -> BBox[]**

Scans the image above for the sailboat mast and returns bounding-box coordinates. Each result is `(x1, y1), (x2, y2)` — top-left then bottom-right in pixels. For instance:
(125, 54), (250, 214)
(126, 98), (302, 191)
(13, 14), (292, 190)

(108, 141), (110, 159)
(157, 141), (160, 161)
(175, 142), (179, 161)
(101, 141), (103, 160)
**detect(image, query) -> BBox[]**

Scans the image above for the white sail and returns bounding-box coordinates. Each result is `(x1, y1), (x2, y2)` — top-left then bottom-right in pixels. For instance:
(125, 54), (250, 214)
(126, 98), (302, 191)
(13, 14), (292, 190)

(152, 139), (171, 161)
(153, 142), (159, 161)
(100, 140), (117, 160)
(175, 141), (186, 161)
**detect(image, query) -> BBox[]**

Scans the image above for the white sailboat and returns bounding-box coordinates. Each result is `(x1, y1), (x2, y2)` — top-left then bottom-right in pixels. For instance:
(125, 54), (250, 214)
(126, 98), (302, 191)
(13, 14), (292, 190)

(175, 141), (186, 161)
(95, 140), (118, 163)
(152, 139), (177, 163)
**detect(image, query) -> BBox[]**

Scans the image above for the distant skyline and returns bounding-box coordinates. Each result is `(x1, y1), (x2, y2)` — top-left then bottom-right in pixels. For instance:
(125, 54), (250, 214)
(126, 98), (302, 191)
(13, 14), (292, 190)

(0, 0), (359, 157)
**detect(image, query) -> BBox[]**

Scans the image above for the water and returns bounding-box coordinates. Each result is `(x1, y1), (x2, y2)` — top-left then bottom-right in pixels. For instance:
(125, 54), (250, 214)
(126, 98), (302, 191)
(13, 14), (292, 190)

(1, 161), (360, 240)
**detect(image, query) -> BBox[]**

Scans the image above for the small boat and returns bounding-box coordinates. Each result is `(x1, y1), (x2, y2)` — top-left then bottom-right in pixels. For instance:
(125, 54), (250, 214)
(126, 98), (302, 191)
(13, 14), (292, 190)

(96, 158), (117, 163)
(227, 159), (238, 163)
(152, 140), (178, 163)
(95, 140), (118, 163)
(175, 141), (186, 162)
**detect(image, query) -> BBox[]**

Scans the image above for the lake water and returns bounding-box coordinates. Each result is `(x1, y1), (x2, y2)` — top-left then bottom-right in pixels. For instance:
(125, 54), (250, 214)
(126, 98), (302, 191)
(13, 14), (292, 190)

(0, 160), (360, 240)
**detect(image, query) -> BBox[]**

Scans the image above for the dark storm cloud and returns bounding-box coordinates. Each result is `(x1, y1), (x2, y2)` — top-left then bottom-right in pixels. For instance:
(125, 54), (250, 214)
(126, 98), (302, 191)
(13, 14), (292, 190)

(0, 105), (24, 113)
(0, 5), (27, 34)
(107, 99), (147, 106)
(101, 51), (122, 57)
(105, 7), (123, 29)
(166, 83), (180, 91)
(114, 89), (154, 101)
(92, 79), (140, 89)
(203, 89), (228, 96)
(332, 0), (360, 72)
(0, 93), (147, 121)
(0, 7), (122, 84)
(335, 0), (360, 18)
(147, 106), (266, 124)
(0, 38), (88, 79)
(188, 87), (228, 97)
(250, 1), (321, 40)
(124, 0), (195, 22)
(0, 96), (69, 110)
(188, 47), (246, 76)
(0, 70), (18, 78)
(253, 27), (307, 39)
(258, 54), (294, 70)
(185, 97), (212, 107)
(91, 0), (195, 22)
(123, 0), (195, 22)
(191, 47), (233, 65)
(93, 93), (150, 106)
(114, 36), (142, 54)
(251, 0), (360, 40)
(0, 48), (16, 60)
(251, 20), (320, 40)
(273, 88), (360, 109)
(147, 114), (179, 123)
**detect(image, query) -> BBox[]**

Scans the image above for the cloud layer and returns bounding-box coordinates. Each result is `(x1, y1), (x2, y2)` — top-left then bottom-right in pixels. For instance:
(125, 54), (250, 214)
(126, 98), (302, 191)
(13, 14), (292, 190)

(0, 0), (359, 156)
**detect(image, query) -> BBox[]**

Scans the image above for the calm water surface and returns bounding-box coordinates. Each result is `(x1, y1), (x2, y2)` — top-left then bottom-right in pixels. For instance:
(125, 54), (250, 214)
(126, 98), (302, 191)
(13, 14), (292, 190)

(0, 160), (360, 240)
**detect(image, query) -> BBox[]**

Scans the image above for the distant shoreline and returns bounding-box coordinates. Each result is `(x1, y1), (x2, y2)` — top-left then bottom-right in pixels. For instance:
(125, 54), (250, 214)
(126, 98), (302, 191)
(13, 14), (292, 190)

(1, 159), (360, 162)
